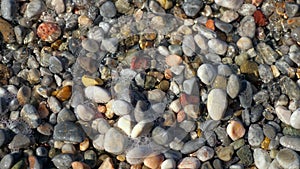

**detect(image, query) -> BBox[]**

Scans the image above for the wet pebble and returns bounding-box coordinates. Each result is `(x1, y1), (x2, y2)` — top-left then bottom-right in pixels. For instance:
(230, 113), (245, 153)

(182, 0), (203, 17)
(216, 146), (234, 162)
(52, 154), (74, 169)
(197, 63), (217, 85)
(161, 159), (176, 169)
(1, 0), (15, 21)
(208, 38), (228, 55)
(8, 134), (31, 150)
(20, 104), (40, 128)
(196, 146), (214, 162)
(75, 104), (96, 122)
(0, 154), (14, 169)
(236, 145), (253, 167)
(104, 127), (128, 155)
(24, 0), (46, 20)
(53, 121), (86, 143)
(226, 120), (245, 141)
(49, 56), (63, 74)
(290, 108), (300, 129)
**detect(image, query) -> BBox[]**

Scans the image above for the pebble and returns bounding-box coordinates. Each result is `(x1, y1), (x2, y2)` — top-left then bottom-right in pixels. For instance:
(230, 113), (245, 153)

(196, 146), (214, 162)
(99, 157), (114, 169)
(237, 37), (252, 51)
(1, 0), (15, 21)
(71, 161), (91, 169)
(116, 115), (134, 136)
(183, 104), (200, 119)
(194, 34), (209, 53)
(92, 118), (110, 134)
(208, 38), (228, 55)
(37, 122), (53, 136)
(276, 148), (300, 169)
(182, 0), (203, 17)
(0, 154), (14, 169)
(57, 108), (76, 123)
(24, 0), (46, 20)
(181, 138), (206, 154)
(207, 89), (228, 120)
(220, 10), (239, 23)
(0, 18), (15, 43)
(92, 134), (104, 150)
(227, 74), (240, 99)
(257, 42), (279, 65)
(239, 80), (253, 109)
(182, 35), (196, 56)
(216, 146), (234, 162)
(77, 57), (98, 73)
(253, 148), (271, 169)
(161, 159), (176, 169)
(104, 127), (128, 155)
(290, 108), (300, 129)
(279, 136), (300, 151)
(52, 154), (74, 169)
(177, 157), (201, 169)
(53, 121), (86, 143)
(8, 134), (31, 150)
(51, 0), (65, 14)
(131, 120), (153, 138)
(215, 0), (244, 10)
(48, 96), (62, 113)
(81, 39), (99, 53)
(263, 124), (276, 139)
(226, 120), (245, 141)
(258, 64), (274, 83)
(126, 146), (153, 164)
(248, 124), (264, 147)
(84, 86), (111, 103)
(152, 126), (172, 145)
(49, 56), (63, 73)
(17, 86), (31, 105)
(280, 76), (300, 101)
(236, 145), (253, 167)
(20, 104), (40, 128)
(165, 54), (182, 67)
(81, 75), (103, 87)
(115, 0), (133, 14)
(238, 4), (256, 16)
(101, 38), (119, 53)
(143, 154), (164, 169)
(197, 63), (217, 85)
(275, 106), (291, 125)
(37, 22), (61, 43)
(100, 1), (117, 18)
(237, 16), (256, 38)
(75, 104), (96, 122)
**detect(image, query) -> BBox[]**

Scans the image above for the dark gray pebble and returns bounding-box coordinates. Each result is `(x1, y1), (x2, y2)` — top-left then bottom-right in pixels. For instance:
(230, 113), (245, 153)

(53, 121), (86, 143)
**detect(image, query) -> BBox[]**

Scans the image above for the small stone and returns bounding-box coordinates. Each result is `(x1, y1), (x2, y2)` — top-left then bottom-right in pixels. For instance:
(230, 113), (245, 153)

(77, 57), (97, 73)
(182, 0), (203, 17)
(216, 146), (234, 162)
(92, 134), (104, 150)
(24, 0), (46, 20)
(183, 104), (200, 119)
(161, 159), (176, 169)
(75, 104), (96, 122)
(239, 80), (253, 109)
(78, 15), (93, 26)
(53, 85), (72, 101)
(236, 146), (253, 167)
(238, 16), (256, 38)
(197, 63), (217, 85)
(280, 76), (300, 101)
(207, 89), (228, 120)
(126, 146), (153, 164)
(0, 154), (14, 169)
(112, 100), (132, 116)
(99, 157), (114, 169)
(256, 42), (279, 65)
(1, 0), (15, 21)
(100, 1), (116, 18)
(253, 10), (267, 26)
(20, 104), (40, 128)
(178, 157), (201, 169)
(48, 96), (62, 113)
(51, 0), (65, 14)
(238, 4), (256, 16)
(81, 39), (99, 53)
(101, 38), (118, 53)
(253, 148), (271, 169)
(227, 74), (240, 99)
(220, 10), (239, 23)
(181, 138), (206, 154)
(258, 64), (274, 83)
(117, 115), (134, 136)
(17, 86), (31, 105)
(37, 122), (53, 136)
(52, 154), (73, 169)
(53, 121), (86, 143)
(28, 155), (42, 169)
(276, 148), (300, 169)
(248, 124), (264, 147)
(290, 108), (300, 129)
(84, 86), (111, 103)
(71, 161), (91, 169)
(8, 134), (31, 150)
(208, 38), (228, 55)
(194, 34), (209, 53)
(80, 138), (89, 151)
(152, 126), (172, 145)
(237, 37), (252, 51)
(275, 106), (292, 125)
(57, 108), (76, 123)
(104, 128), (128, 155)
(226, 120), (245, 141)
(131, 120), (153, 138)
(215, 0), (244, 10)
(279, 136), (300, 151)
(49, 56), (63, 73)
(165, 54), (182, 67)
(156, 0), (173, 10)
(37, 22), (61, 42)
(115, 0), (133, 14)
(182, 35), (196, 56)
(196, 146), (214, 162)
(143, 154), (164, 169)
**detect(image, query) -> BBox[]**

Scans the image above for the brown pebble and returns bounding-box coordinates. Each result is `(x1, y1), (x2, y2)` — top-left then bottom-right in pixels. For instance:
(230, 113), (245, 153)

(165, 54), (183, 67)
(53, 85), (72, 101)
(0, 64), (11, 85)
(99, 157), (114, 169)
(78, 15), (93, 26)
(226, 120), (246, 141)
(38, 101), (49, 119)
(17, 86), (31, 105)
(71, 161), (91, 169)
(0, 18), (15, 43)
(80, 138), (90, 151)
(143, 154), (164, 169)
(177, 110), (186, 123)
(164, 69), (173, 79)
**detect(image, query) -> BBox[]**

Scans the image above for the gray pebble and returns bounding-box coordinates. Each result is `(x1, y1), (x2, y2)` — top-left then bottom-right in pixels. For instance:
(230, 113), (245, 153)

(24, 0), (46, 20)
(227, 74), (240, 99)
(1, 0), (15, 21)
(84, 86), (111, 103)
(49, 56), (63, 74)
(161, 159), (176, 169)
(280, 76), (300, 101)
(238, 4), (256, 16)
(215, 0), (244, 10)
(81, 39), (99, 53)
(100, 1), (116, 18)
(75, 104), (96, 122)
(248, 124), (264, 147)
(57, 108), (76, 123)
(169, 44), (183, 56)
(20, 104), (40, 128)
(263, 124), (276, 139)
(152, 126), (172, 145)
(196, 146), (214, 162)
(207, 89), (228, 120)
(276, 148), (300, 169)
(279, 136), (300, 151)
(182, 35), (196, 57)
(253, 148), (271, 169)
(52, 154), (74, 169)
(0, 154), (14, 169)
(104, 127), (128, 155)
(258, 64), (274, 83)
(257, 42), (279, 65)
(182, 0), (203, 17)
(101, 38), (119, 53)
(197, 63), (217, 85)
(181, 138), (206, 154)
(239, 80), (252, 108)
(92, 134), (105, 150)
(214, 19), (233, 33)
(77, 56), (98, 73)
(236, 145), (253, 167)
(48, 96), (62, 113)
(208, 38), (228, 55)
(92, 118), (111, 134)
(290, 108), (300, 129)
(36, 146), (48, 157)
(8, 134), (31, 150)
(53, 121), (86, 143)
(126, 145), (153, 164)
(237, 16), (256, 38)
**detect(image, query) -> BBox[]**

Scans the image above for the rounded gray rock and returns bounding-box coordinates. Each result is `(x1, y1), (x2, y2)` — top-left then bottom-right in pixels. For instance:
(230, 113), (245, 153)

(81, 39), (99, 53)
(100, 1), (117, 18)
(84, 86), (111, 103)
(104, 127), (128, 155)
(248, 124), (264, 147)
(53, 121), (86, 143)
(196, 146), (214, 162)
(197, 63), (217, 85)
(290, 108), (300, 129)
(20, 104), (41, 128)
(215, 0), (244, 10)
(227, 74), (240, 99)
(276, 148), (300, 169)
(207, 89), (228, 120)
(208, 38), (228, 55)
(253, 148), (271, 169)
(279, 136), (300, 151)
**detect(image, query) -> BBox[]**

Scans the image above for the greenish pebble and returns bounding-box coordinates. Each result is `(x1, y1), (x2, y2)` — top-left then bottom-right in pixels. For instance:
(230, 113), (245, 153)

(48, 148), (60, 158)
(234, 52), (248, 66)
(11, 159), (26, 169)
(283, 126), (300, 137)
(236, 145), (253, 167)
(145, 75), (156, 90)
(230, 139), (245, 150)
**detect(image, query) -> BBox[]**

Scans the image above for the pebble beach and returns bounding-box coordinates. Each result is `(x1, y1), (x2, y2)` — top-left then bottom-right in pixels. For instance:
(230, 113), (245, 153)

(0, 0), (300, 168)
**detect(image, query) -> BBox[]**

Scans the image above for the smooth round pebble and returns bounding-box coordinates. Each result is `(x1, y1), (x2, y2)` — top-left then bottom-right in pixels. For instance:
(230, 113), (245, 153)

(207, 89), (228, 120)
(178, 157), (201, 169)
(276, 148), (300, 169)
(279, 136), (300, 151)
(253, 148), (271, 169)
(104, 127), (128, 155)
(197, 63), (217, 85)
(290, 108), (300, 129)
(248, 124), (264, 147)
(196, 146), (214, 162)
(226, 120), (245, 141)
(85, 86), (111, 103)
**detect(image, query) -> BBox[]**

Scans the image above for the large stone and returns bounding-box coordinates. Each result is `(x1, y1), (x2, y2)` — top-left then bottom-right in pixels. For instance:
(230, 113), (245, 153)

(104, 128), (128, 155)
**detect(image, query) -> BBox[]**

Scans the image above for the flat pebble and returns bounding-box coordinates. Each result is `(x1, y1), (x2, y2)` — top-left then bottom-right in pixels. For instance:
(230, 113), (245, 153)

(81, 39), (99, 53)
(93, 118), (111, 134)
(131, 120), (153, 138)
(197, 63), (217, 85)
(239, 80), (252, 108)
(276, 148), (300, 169)
(161, 159), (176, 169)
(48, 96), (62, 113)
(207, 89), (228, 120)
(290, 108), (300, 129)
(116, 115), (134, 136)
(165, 54), (182, 67)
(52, 154), (73, 169)
(75, 104), (96, 121)
(178, 157), (201, 169)
(8, 134), (31, 150)
(24, 0), (45, 20)
(208, 38), (228, 55)
(238, 16), (256, 38)
(196, 146), (214, 162)
(236, 145), (253, 166)
(182, 35), (196, 56)
(220, 10), (239, 23)
(85, 86), (111, 103)
(143, 154), (164, 169)
(182, 0), (203, 17)
(227, 74), (240, 99)
(100, 1), (116, 18)
(237, 37), (252, 51)
(92, 134), (105, 150)
(152, 126), (172, 145)
(0, 154), (14, 169)
(215, 0), (244, 10)
(216, 146), (234, 162)
(275, 105), (291, 125)
(253, 148), (271, 169)
(279, 136), (300, 151)
(20, 104), (40, 128)
(104, 127), (128, 155)
(53, 121), (86, 143)
(181, 138), (206, 154)
(248, 124), (264, 147)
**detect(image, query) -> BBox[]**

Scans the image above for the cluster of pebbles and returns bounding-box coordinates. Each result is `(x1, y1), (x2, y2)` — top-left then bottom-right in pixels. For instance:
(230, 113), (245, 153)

(0, 0), (300, 168)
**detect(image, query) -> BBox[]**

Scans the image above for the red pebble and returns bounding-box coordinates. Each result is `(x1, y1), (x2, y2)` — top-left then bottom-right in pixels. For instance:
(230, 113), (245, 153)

(130, 56), (150, 70)
(253, 10), (268, 27)
(37, 22), (61, 42)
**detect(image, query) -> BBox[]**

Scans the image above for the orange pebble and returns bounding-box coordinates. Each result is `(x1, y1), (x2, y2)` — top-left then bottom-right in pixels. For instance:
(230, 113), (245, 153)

(37, 22), (61, 42)
(205, 19), (215, 31)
